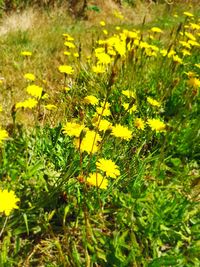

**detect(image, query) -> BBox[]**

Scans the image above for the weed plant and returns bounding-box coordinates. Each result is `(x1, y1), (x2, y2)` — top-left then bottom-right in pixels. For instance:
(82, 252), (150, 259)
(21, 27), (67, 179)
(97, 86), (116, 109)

(0, 6), (200, 267)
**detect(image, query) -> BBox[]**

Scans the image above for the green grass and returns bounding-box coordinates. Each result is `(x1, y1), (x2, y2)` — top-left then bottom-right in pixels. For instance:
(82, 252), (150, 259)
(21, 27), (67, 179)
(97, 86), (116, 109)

(0, 2), (200, 266)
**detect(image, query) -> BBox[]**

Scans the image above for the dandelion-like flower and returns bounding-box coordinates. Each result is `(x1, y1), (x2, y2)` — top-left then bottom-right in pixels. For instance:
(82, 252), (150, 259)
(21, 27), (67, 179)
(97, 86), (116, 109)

(183, 11), (194, 17)
(96, 158), (120, 178)
(63, 122), (85, 138)
(87, 173), (108, 189)
(135, 118), (145, 130)
(64, 41), (76, 49)
(151, 27), (163, 33)
(20, 51), (32, 56)
(16, 98), (38, 109)
(93, 117), (112, 132)
(24, 73), (35, 81)
(44, 104), (57, 111)
(147, 97), (161, 107)
(0, 129), (9, 145)
(84, 95), (99, 105)
(111, 124), (132, 140)
(188, 77), (200, 89)
(26, 85), (43, 99)
(58, 65), (74, 75)
(147, 118), (166, 132)
(0, 189), (20, 216)
(75, 130), (102, 154)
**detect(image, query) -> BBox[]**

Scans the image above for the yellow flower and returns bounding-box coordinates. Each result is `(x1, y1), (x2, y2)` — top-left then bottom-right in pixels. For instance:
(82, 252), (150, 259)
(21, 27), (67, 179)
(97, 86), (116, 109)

(64, 51), (71, 56)
(0, 105), (2, 112)
(64, 41), (76, 49)
(44, 104), (57, 110)
(185, 32), (196, 41)
(147, 118), (166, 132)
(115, 26), (121, 31)
(58, 65), (74, 75)
(179, 41), (191, 49)
(73, 52), (79, 58)
(111, 124), (132, 140)
(135, 118), (145, 130)
(0, 189), (20, 216)
(122, 90), (136, 98)
(26, 84), (43, 99)
(183, 11), (194, 17)
(96, 102), (111, 116)
(189, 22), (200, 30)
(63, 33), (74, 41)
(24, 73), (35, 81)
(181, 49), (191, 56)
(123, 103), (137, 113)
(84, 95), (99, 105)
(0, 128), (9, 145)
(173, 55), (183, 64)
(93, 117), (112, 132)
(100, 21), (106, 26)
(20, 51), (32, 56)
(103, 30), (108, 35)
(96, 158), (120, 178)
(92, 64), (106, 74)
(147, 97), (161, 107)
(75, 130), (102, 154)
(188, 40), (200, 47)
(96, 53), (111, 65)
(87, 173), (108, 189)
(151, 27), (163, 33)
(63, 122), (85, 138)
(187, 77), (200, 88)
(64, 87), (71, 92)
(16, 98), (38, 109)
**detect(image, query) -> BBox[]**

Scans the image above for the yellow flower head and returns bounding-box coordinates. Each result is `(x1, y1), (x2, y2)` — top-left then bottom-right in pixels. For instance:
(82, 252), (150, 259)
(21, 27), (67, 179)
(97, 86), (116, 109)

(20, 51), (32, 56)
(135, 118), (145, 130)
(26, 84), (43, 99)
(96, 53), (111, 65)
(92, 64), (106, 74)
(73, 52), (79, 58)
(147, 118), (166, 132)
(122, 90), (136, 99)
(44, 104), (57, 111)
(96, 102), (111, 117)
(24, 73), (35, 81)
(93, 118), (112, 132)
(64, 41), (76, 49)
(111, 124), (132, 140)
(58, 65), (74, 75)
(147, 97), (161, 107)
(96, 158), (120, 178)
(64, 51), (71, 56)
(63, 122), (85, 138)
(84, 95), (99, 105)
(0, 128), (9, 145)
(183, 11), (194, 17)
(187, 77), (200, 89)
(151, 27), (163, 33)
(100, 21), (106, 26)
(0, 189), (20, 216)
(75, 130), (102, 154)
(87, 173), (108, 189)
(16, 98), (38, 109)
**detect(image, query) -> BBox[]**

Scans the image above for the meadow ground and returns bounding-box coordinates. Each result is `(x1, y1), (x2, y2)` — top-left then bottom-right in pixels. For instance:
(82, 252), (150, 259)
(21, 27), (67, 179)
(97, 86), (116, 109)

(0, 1), (200, 266)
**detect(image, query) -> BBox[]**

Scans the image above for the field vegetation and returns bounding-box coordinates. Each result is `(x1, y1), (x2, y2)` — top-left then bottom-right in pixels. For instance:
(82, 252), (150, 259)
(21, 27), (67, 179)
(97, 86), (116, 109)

(0, 0), (200, 266)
